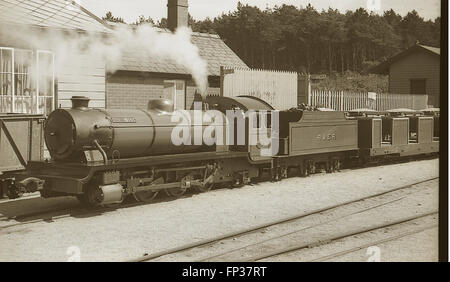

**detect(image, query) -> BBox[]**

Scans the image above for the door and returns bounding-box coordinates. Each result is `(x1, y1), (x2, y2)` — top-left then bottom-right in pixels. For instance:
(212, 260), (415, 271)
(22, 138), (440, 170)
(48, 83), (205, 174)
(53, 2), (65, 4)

(410, 79), (426, 95)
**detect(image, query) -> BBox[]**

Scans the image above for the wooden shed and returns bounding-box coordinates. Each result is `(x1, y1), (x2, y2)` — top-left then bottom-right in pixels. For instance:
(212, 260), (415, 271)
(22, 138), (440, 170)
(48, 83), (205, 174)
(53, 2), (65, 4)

(371, 44), (441, 107)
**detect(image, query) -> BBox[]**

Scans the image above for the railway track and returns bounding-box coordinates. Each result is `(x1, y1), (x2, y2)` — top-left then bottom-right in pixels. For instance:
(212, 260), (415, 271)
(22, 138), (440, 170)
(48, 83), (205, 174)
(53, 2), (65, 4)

(309, 222), (438, 262)
(129, 177), (438, 262)
(0, 199), (146, 231)
(242, 212), (437, 262)
(0, 155), (437, 227)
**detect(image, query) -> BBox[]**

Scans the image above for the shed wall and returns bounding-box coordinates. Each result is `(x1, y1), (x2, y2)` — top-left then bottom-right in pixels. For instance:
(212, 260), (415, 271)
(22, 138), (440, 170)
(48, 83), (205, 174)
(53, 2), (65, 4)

(389, 51), (440, 107)
(57, 54), (106, 109)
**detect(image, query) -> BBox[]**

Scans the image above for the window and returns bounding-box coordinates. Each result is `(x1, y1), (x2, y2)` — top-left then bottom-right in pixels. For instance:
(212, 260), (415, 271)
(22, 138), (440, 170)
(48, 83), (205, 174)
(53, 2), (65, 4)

(0, 47), (55, 114)
(163, 80), (186, 110)
(0, 48), (13, 113)
(410, 79), (426, 95)
(14, 49), (34, 113)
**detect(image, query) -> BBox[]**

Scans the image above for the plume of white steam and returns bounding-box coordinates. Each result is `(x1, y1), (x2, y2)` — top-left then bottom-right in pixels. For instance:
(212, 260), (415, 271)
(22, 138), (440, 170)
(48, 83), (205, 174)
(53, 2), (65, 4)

(1, 23), (209, 95)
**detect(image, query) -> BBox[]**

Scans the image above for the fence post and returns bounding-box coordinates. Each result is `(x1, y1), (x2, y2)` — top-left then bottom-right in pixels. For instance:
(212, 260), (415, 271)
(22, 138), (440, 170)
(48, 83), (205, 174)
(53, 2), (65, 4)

(307, 75), (312, 106)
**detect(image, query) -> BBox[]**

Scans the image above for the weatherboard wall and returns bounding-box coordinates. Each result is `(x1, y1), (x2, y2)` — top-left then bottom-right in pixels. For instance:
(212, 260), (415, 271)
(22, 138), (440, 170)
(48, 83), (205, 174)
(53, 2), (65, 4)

(389, 51), (440, 107)
(57, 54), (106, 109)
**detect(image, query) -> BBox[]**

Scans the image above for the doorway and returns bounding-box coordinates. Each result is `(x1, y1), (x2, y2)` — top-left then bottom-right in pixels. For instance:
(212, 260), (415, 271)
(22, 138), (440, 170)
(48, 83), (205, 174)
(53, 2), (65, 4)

(410, 79), (426, 95)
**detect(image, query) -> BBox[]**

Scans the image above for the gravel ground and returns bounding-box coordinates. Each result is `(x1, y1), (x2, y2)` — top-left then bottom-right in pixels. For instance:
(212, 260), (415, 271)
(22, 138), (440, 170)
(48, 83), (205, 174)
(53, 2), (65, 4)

(154, 179), (438, 262)
(0, 159), (439, 262)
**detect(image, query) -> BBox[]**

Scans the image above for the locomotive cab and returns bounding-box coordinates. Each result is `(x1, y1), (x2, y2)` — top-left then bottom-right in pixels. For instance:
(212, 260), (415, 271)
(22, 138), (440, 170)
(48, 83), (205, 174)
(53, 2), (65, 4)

(205, 95), (276, 163)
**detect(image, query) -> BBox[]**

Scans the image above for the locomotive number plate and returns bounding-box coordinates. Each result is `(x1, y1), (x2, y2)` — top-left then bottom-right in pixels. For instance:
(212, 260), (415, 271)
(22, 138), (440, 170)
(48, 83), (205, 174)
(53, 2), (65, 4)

(111, 117), (137, 123)
(316, 133), (337, 141)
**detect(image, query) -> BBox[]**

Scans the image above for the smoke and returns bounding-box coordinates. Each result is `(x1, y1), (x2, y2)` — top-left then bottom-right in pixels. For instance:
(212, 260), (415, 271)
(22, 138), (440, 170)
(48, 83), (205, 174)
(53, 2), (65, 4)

(1, 22), (209, 95)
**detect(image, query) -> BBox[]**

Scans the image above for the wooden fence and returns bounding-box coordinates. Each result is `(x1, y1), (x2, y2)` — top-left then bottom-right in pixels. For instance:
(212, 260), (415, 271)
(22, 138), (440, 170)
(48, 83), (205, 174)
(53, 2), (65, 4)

(309, 89), (428, 111)
(219, 67), (298, 110)
(217, 70), (429, 111)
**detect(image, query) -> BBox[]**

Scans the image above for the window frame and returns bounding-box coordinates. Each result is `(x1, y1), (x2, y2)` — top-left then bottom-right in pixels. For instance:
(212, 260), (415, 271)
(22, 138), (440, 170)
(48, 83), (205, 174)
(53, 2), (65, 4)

(164, 79), (186, 110)
(0, 47), (55, 114)
(0, 47), (15, 112)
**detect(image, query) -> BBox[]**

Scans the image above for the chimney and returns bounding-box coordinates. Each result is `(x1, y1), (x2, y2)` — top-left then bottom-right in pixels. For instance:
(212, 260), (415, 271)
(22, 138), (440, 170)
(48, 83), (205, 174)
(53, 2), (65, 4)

(71, 96), (90, 110)
(167, 0), (188, 31)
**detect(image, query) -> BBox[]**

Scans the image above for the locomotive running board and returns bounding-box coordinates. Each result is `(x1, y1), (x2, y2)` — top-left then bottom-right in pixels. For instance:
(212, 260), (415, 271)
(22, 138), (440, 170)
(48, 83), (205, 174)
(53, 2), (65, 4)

(81, 151), (250, 168)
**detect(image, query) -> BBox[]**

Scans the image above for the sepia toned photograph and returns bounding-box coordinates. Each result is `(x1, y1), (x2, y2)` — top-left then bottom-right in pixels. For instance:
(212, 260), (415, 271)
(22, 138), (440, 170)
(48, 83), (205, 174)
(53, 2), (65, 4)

(0, 0), (445, 267)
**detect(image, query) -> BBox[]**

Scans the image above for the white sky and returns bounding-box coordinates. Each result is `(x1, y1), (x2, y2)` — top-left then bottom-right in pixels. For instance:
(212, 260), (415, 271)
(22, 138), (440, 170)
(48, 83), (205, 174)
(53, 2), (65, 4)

(79, 0), (441, 23)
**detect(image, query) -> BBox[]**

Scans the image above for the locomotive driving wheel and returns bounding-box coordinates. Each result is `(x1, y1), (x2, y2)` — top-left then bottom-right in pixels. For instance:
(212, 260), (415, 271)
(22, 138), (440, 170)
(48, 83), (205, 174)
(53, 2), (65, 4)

(133, 190), (159, 203)
(196, 181), (214, 193)
(132, 177), (163, 203)
(165, 174), (188, 198)
(165, 186), (187, 197)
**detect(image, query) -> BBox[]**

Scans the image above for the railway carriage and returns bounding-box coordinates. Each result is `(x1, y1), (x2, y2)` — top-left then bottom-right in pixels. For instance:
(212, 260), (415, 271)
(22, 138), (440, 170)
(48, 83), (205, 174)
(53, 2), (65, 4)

(351, 109), (439, 161)
(0, 114), (45, 199)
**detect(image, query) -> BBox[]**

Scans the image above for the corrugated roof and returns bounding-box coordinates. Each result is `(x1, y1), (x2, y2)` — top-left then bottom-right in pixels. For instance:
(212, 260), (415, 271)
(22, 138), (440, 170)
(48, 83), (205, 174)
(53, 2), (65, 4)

(0, 0), (110, 32)
(370, 44), (440, 74)
(115, 29), (248, 77)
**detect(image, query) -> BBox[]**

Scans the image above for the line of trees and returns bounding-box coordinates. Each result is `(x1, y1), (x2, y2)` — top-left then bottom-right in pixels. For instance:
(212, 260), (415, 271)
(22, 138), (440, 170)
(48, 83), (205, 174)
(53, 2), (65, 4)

(103, 3), (440, 74)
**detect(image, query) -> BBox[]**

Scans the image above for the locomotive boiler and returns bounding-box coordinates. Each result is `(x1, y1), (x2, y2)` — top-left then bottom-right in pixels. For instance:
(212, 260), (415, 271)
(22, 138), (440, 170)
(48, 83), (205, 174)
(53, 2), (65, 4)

(45, 96), (224, 162)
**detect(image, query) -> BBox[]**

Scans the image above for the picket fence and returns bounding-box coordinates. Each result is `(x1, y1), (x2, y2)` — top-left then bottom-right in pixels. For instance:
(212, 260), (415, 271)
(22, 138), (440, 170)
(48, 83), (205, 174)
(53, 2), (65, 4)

(309, 89), (429, 111)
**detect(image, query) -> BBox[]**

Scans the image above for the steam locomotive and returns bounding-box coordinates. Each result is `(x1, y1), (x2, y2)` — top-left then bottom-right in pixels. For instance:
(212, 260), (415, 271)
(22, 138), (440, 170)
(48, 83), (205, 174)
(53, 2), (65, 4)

(9, 96), (439, 207)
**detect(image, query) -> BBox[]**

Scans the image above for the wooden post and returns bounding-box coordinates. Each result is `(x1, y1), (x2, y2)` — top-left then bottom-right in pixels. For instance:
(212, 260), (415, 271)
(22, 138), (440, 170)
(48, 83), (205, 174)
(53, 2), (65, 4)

(219, 66), (224, 97)
(328, 90), (331, 109)
(307, 75), (311, 106)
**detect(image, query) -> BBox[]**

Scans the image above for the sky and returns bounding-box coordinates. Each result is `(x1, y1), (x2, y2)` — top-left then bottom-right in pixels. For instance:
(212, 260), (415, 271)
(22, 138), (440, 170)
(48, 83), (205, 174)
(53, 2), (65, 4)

(79, 0), (441, 23)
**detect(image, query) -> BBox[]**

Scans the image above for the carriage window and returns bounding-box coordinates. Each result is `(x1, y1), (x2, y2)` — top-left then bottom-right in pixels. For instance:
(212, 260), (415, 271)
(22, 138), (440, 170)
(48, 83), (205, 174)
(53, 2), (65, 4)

(0, 47), (54, 114)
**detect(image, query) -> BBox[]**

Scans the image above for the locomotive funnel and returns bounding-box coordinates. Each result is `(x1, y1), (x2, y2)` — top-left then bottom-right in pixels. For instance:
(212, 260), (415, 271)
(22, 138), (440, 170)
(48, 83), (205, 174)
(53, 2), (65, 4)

(71, 96), (90, 110)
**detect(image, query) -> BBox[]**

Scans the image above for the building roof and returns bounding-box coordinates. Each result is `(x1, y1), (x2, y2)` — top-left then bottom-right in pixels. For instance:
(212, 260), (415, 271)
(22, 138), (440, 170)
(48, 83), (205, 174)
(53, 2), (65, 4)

(115, 29), (248, 77)
(370, 44), (440, 74)
(0, 0), (111, 33)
